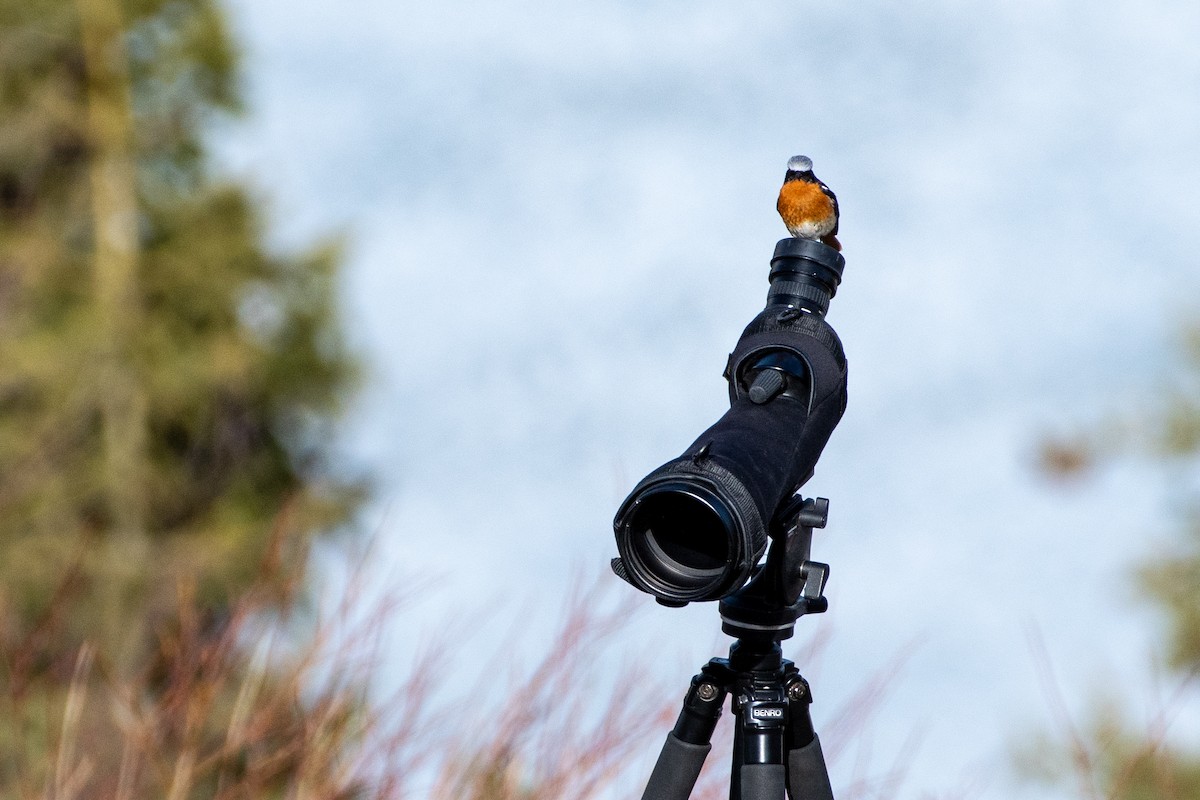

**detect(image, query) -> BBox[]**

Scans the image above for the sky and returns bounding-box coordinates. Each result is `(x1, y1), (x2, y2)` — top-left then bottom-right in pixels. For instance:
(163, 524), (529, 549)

(217, 1), (1200, 797)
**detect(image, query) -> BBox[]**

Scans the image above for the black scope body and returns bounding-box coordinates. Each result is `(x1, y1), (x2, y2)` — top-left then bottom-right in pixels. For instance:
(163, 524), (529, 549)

(612, 238), (848, 605)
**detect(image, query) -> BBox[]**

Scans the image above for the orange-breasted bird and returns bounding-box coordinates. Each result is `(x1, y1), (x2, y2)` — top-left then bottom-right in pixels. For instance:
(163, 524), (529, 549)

(776, 155), (841, 251)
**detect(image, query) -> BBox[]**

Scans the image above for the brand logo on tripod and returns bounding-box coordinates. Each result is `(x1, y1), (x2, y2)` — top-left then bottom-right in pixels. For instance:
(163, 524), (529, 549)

(752, 707), (784, 719)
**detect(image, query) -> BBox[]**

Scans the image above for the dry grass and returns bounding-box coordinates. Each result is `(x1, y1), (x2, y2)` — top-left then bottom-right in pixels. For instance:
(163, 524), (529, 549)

(0, 526), (681, 799)
(1019, 623), (1200, 800)
(419, 581), (675, 800)
(0, 512), (381, 799)
(0, 517), (919, 799)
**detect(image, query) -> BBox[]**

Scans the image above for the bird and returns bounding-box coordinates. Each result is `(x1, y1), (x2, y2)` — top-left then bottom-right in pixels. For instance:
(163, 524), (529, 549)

(776, 155), (841, 251)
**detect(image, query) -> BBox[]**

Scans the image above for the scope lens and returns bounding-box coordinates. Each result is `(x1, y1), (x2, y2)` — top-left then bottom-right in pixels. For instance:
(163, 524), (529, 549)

(617, 481), (749, 602)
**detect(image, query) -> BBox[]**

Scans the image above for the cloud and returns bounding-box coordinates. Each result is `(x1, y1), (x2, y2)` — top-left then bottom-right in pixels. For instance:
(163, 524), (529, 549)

(218, 0), (1200, 795)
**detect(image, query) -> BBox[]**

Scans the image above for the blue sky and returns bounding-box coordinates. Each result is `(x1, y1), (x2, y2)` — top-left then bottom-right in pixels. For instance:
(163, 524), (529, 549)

(219, 1), (1200, 796)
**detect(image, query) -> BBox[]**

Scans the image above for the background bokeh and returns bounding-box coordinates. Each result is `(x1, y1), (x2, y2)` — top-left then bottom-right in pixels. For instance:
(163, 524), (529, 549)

(216, 2), (1200, 797)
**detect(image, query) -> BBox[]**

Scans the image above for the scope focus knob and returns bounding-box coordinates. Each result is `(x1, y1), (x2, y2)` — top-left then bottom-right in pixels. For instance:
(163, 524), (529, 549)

(748, 369), (786, 404)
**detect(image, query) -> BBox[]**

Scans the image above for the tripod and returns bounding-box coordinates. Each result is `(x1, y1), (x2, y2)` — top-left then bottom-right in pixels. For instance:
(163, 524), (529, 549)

(640, 496), (836, 800)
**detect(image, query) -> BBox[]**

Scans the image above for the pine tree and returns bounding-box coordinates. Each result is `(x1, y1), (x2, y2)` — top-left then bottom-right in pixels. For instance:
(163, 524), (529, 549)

(0, 0), (364, 791)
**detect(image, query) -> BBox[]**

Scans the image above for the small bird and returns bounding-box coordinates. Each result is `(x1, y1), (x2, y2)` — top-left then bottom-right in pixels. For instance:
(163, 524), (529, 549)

(776, 155), (841, 251)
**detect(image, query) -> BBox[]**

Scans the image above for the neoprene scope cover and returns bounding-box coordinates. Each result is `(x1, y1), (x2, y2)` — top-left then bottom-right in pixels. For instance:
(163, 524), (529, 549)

(613, 239), (848, 604)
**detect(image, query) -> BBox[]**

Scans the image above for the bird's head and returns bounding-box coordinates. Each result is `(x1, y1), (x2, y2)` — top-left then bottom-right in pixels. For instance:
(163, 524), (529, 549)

(786, 155), (814, 174)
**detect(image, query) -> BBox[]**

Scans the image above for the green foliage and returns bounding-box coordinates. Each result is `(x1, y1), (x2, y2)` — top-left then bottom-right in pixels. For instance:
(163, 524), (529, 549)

(0, 0), (359, 637)
(1018, 708), (1200, 800)
(0, 0), (363, 791)
(1141, 520), (1200, 673)
(1031, 329), (1200, 798)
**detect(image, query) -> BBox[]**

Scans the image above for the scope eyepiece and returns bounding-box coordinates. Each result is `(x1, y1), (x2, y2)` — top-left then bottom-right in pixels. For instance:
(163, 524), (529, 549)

(612, 238), (848, 605)
(766, 237), (844, 317)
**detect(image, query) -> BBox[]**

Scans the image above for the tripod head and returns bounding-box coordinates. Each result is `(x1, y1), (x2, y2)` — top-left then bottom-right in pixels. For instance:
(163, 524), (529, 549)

(638, 494), (838, 800)
(719, 494), (830, 643)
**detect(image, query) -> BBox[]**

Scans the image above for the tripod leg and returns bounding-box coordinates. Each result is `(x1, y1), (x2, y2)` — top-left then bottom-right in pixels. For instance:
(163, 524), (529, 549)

(738, 765), (786, 800)
(641, 673), (727, 800)
(783, 677), (834, 800)
(786, 738), (833, 800)
(642, 734), (713, 800)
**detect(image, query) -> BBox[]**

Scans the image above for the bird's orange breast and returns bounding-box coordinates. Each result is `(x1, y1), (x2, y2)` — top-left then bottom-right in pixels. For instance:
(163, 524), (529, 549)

(776, 180), (835, 230)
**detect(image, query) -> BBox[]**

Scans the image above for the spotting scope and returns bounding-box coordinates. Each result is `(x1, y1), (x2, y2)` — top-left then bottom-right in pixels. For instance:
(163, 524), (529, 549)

(612, 237), (848, 605)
